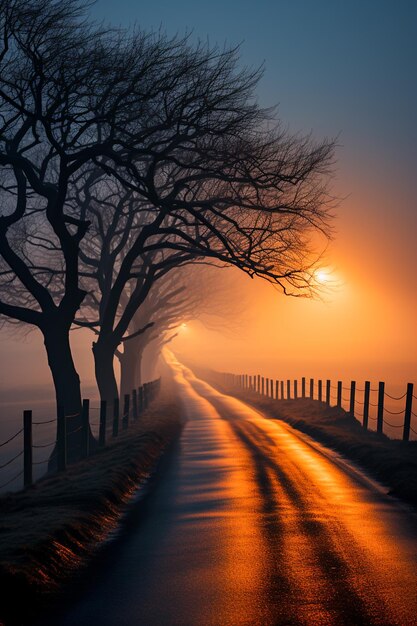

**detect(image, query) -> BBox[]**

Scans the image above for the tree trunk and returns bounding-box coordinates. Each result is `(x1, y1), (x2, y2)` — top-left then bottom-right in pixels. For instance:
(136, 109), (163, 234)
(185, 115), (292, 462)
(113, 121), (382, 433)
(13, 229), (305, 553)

(134, 334), (148, 388)
(134, 350), (143, 389)
(93, 338), (119, 404)
(120, 338), (141, 399)
(43, 324), (95, 469)
(144, 347), (161, 382)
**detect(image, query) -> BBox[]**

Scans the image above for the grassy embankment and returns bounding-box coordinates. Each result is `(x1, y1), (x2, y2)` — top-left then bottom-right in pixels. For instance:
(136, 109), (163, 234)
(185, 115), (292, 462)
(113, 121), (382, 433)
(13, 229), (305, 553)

(0, 377), (182, 626)
(209, 378), (417, 508)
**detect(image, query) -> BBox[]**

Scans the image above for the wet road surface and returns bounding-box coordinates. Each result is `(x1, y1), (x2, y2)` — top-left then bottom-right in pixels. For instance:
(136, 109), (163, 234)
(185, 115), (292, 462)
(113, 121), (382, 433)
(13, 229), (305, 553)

(47, 357), (417, 625)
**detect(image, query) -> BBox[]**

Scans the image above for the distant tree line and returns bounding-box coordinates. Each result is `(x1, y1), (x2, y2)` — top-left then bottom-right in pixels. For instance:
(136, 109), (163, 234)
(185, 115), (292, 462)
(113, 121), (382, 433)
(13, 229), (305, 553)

(0, 0), (335, 460)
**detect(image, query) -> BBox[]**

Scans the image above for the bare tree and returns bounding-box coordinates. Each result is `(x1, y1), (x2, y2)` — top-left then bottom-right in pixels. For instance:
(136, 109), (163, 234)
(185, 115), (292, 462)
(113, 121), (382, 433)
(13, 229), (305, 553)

(116, 264), (244, 397)
(0, 0), (335, 460)
(67, 169), (199, 400)
(0, 0), (228, 453)
(74, 125), (334, 404)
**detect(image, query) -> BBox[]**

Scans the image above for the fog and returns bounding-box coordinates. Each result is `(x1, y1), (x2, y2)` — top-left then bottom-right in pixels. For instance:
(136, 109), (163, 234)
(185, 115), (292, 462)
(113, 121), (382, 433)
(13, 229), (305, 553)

(1, 238), (415, 404)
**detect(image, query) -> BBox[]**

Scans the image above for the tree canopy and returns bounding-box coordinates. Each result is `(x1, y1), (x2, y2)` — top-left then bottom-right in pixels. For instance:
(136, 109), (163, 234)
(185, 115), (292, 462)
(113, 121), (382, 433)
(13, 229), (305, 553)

(0, 0), (335, 456)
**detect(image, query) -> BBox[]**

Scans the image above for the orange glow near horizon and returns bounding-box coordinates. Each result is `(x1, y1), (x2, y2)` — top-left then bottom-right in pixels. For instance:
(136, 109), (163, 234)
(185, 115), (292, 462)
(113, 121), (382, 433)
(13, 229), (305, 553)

(170, 185), (417, 388)
(0, 181), (415, 394)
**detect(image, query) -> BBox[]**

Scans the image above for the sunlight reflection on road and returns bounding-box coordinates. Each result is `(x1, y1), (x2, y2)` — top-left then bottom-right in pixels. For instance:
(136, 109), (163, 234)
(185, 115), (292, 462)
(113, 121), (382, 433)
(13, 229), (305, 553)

(173, 354), (417, 626)
(167, 352), (271, 625)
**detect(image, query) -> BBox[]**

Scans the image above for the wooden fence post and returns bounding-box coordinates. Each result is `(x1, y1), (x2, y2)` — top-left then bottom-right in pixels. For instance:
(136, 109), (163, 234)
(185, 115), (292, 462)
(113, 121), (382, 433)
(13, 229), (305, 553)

(112, 398), (119, 437)
(257, 375), (261, 393)
(326, 380), (331, 405)
(403, 383), (414, 441)
(287, 379), (291, 400)
(265, 378), (269, 396)
(318, 380), (322, 402)
(363, 381), (370, 430)
(377, 382), (385, 433)
(57, 405), (66, 472)
(280, 380), (284, 400)
(99, 400), (107, 447)
(310, 378), (314, 399)
(294, 379), (298, 399)
(337, 381), (342, 408)
(275, 380), (279, 400)
(349, 381), (356, 415)
(270, 379), (273, 398)
(82, 399), (90, 457)
(301, 377), (306, 398)
(132, 389), (138, 420)
(23, 410), (32, 488)
(261, 377), (265, 395)
(123, 394), (130, 430)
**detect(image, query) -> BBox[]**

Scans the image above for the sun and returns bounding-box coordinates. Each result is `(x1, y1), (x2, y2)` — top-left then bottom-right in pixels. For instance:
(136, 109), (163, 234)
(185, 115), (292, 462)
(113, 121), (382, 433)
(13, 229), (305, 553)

(312, 267), (343, 293)
(315, 269), (330, 284)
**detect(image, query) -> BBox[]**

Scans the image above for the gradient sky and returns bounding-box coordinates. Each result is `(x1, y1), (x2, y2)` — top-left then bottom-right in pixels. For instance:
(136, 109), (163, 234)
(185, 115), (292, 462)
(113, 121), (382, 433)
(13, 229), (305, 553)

(0, 0), (416, 391)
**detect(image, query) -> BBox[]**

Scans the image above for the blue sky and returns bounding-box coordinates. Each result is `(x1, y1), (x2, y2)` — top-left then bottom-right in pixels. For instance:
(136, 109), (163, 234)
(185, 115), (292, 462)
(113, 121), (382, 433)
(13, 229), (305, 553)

(91, 0), (417, 182)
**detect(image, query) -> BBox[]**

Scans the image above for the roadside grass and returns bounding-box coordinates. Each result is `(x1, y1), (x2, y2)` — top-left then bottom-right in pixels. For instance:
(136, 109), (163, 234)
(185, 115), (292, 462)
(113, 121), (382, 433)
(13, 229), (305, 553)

(213, 384), (417, 509)
(0, 379), (182, 626)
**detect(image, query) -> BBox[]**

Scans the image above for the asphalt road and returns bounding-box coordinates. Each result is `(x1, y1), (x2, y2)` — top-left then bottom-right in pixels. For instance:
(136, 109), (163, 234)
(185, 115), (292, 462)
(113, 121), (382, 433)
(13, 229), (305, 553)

(46, 356), (417, 625)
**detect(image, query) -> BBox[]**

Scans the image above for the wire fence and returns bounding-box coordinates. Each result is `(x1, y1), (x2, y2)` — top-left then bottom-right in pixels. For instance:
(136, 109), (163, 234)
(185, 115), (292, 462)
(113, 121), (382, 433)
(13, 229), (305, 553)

(0, 378), (161, 494)
(214, 372), (416, 443)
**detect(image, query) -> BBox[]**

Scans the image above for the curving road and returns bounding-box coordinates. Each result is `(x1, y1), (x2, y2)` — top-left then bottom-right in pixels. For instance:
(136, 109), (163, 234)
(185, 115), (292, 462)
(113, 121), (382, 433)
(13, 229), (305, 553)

(46, 356), (417, 626)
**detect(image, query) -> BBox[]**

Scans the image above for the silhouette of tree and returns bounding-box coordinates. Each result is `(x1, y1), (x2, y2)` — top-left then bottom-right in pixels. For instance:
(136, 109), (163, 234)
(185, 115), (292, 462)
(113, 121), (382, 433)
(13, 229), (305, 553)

(0, 0), (335, 458)
(115, 265), (244, 397)
(71, 120), (334, 403)
(0, 0), (215, 454)
(0, 1), (195, 455)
